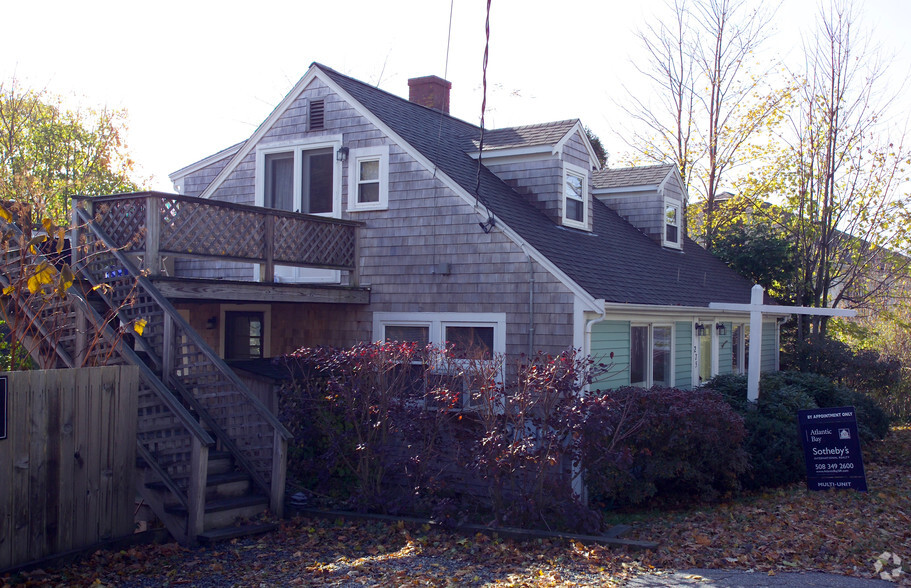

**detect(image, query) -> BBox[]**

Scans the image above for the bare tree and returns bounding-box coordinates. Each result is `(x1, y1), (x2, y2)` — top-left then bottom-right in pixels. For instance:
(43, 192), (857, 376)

(769, 1), (911, 342)
(616, 0), (784, 246)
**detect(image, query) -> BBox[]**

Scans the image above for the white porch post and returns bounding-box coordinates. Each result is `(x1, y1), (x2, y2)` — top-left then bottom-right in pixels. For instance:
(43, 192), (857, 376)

(747, 285), (764, 402)
(710, 284), (856, 403)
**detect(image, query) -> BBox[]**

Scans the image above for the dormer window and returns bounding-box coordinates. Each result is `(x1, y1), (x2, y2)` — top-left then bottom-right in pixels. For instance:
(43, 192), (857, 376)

(664, 203), (681, 247)
(562, 163), (588, 229)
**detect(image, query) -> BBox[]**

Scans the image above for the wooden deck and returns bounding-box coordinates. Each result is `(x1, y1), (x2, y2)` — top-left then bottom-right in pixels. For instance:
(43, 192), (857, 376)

(74, 192), (366, 294)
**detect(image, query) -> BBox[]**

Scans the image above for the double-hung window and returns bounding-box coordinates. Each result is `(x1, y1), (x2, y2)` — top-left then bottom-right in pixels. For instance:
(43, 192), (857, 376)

(374, 312), (505, 410)
(347, 145), (389, 211)
(630, 324), (673, 388)
(664, 203), (681, 247)
(562, 162), (588, 229)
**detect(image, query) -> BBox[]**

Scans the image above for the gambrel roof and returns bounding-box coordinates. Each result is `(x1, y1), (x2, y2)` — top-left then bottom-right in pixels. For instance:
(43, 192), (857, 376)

(182, 63), (756, 308)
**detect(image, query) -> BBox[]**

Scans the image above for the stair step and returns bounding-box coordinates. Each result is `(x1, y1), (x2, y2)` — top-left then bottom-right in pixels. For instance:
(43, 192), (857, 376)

(165, 493), (269, 517)
(197, 522), (278, 545)
(146, 471), (251, 494)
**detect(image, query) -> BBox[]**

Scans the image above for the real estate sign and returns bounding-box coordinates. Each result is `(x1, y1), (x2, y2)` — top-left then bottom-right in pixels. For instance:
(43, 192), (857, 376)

(798, 406), (867, 491)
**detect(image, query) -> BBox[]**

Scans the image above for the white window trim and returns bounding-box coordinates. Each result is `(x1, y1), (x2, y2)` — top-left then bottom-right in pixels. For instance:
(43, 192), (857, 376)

(562, 162), (589, 230)
(347, 145), (390, 211)
(663, 200), (682, 249)
(373, 312), (506, 354)
(630, 322), (675, 388)
(254, 135), (344, 213)
(218, 304), (272, 359)
(373, 312), (506, 411)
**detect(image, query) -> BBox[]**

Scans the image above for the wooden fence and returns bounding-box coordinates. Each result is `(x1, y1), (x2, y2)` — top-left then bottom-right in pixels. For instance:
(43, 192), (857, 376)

(0, 366), (139, 571)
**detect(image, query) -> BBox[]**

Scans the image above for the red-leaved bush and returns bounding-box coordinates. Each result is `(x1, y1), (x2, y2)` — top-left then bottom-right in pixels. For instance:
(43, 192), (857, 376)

(582, 387), (749, 507)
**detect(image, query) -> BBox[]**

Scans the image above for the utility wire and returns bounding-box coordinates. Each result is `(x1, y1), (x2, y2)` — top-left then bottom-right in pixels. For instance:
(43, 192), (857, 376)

(475, 0), (495, 232)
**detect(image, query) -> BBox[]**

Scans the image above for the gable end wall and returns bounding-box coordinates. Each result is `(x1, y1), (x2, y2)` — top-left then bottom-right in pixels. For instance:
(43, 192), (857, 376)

(173, 76), (580, 357)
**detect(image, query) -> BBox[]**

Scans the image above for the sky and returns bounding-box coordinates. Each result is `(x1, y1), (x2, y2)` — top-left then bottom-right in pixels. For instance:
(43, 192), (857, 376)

(3, 0), (911, 192)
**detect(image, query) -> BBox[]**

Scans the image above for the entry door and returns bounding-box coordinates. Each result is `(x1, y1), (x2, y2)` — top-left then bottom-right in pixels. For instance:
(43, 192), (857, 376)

(264, 148), (339, 283)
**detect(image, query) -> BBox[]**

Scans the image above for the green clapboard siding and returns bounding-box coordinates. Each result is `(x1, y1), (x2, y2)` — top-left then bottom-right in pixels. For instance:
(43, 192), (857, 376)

(591, 320), (630, 390)
(716, 321), (734, 376)
(675, 321), (692, 389)
(761, 321), (777, 372)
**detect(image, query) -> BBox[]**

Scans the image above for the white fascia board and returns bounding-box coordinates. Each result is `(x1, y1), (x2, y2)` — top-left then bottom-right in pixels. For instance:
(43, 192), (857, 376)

(603, 301), (789, 321)
(593, 184), (660, 195)
(317, 72), (603, 314)
(466, 145), (552, 161)
(553, 120), (602, 170)
(169, 143), (244, 182)
(199, 67), (323, 199)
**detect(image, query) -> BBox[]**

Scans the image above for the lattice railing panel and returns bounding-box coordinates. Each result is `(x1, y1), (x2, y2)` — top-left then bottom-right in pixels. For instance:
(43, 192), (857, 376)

(0, 216), (200, 493)
(274, 216), (357, 268)
(172, 329), (275, 481)
(157, 197), (266, 259)
(91, 198), (147, 251)
(76, 206), (286, 494)
(80, 193), (359, 273)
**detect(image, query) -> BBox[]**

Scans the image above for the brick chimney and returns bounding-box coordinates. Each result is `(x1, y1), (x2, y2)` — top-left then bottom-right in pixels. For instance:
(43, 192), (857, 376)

(408, 75), (451, 114)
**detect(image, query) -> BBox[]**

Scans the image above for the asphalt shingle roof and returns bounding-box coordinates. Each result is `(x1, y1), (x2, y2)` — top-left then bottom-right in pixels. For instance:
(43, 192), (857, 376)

(464, 120), (579, 151)
(316, 64), (756, 307)
(592, 164), (678, 190)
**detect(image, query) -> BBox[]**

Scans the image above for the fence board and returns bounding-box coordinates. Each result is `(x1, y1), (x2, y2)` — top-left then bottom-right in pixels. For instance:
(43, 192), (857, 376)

(10, 374), (30, 567)
(0, 377), (11, 567)
(57, 377), (75, 553)
(27, 371), (48, 562)
(0, 367), (138, 571)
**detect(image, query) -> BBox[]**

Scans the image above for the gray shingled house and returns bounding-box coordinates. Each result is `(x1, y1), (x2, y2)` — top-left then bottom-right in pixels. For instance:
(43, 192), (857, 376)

(0, 63), (792, 542)
(163, 62), (785, 392)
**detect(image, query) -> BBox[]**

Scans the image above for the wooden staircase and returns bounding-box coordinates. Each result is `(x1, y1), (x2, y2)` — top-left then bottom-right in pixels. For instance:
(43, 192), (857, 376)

(0, 204), (291, 545)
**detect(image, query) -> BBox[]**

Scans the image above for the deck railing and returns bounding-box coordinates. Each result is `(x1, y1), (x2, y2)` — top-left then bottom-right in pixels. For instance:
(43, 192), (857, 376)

(71, 204), (292, 515)
(74, 192), (361, 285)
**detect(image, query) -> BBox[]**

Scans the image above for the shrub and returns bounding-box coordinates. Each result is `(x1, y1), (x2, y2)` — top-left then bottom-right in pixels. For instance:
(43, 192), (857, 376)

(709, 370), (890, 490)
(582, 387), (748, 507)
(278, 344), (607, 533)
(278, 342), (431, 511)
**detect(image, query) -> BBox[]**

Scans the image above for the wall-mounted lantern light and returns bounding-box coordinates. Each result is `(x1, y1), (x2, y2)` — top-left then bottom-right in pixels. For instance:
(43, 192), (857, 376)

(336, 146), (349, 162)
(716, 322), (727, 336)
(206, 316), (217, 330)
(695, 323), (707, 337)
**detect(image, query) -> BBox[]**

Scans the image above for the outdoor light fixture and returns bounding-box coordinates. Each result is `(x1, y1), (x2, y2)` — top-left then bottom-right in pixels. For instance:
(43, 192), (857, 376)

(206, 316), (217, 330)
(716, 322), (727, 336)
(695, 323), (707, 337)
(336, 146), (349, 162)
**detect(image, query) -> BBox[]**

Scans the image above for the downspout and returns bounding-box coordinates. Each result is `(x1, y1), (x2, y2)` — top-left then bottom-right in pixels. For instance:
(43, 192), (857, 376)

(582, 299), (607, 390)
(575, 297), (606, 504)
(527, 253), (535, 357)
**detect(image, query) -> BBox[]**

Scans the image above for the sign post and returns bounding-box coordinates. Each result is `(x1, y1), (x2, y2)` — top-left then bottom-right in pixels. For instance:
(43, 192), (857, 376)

(798, 406), (867, 491)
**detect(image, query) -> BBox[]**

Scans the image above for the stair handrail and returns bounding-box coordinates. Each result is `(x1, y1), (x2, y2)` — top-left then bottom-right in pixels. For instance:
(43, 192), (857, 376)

(0, 214), (215, 519)
(75, 205), (292, 441)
